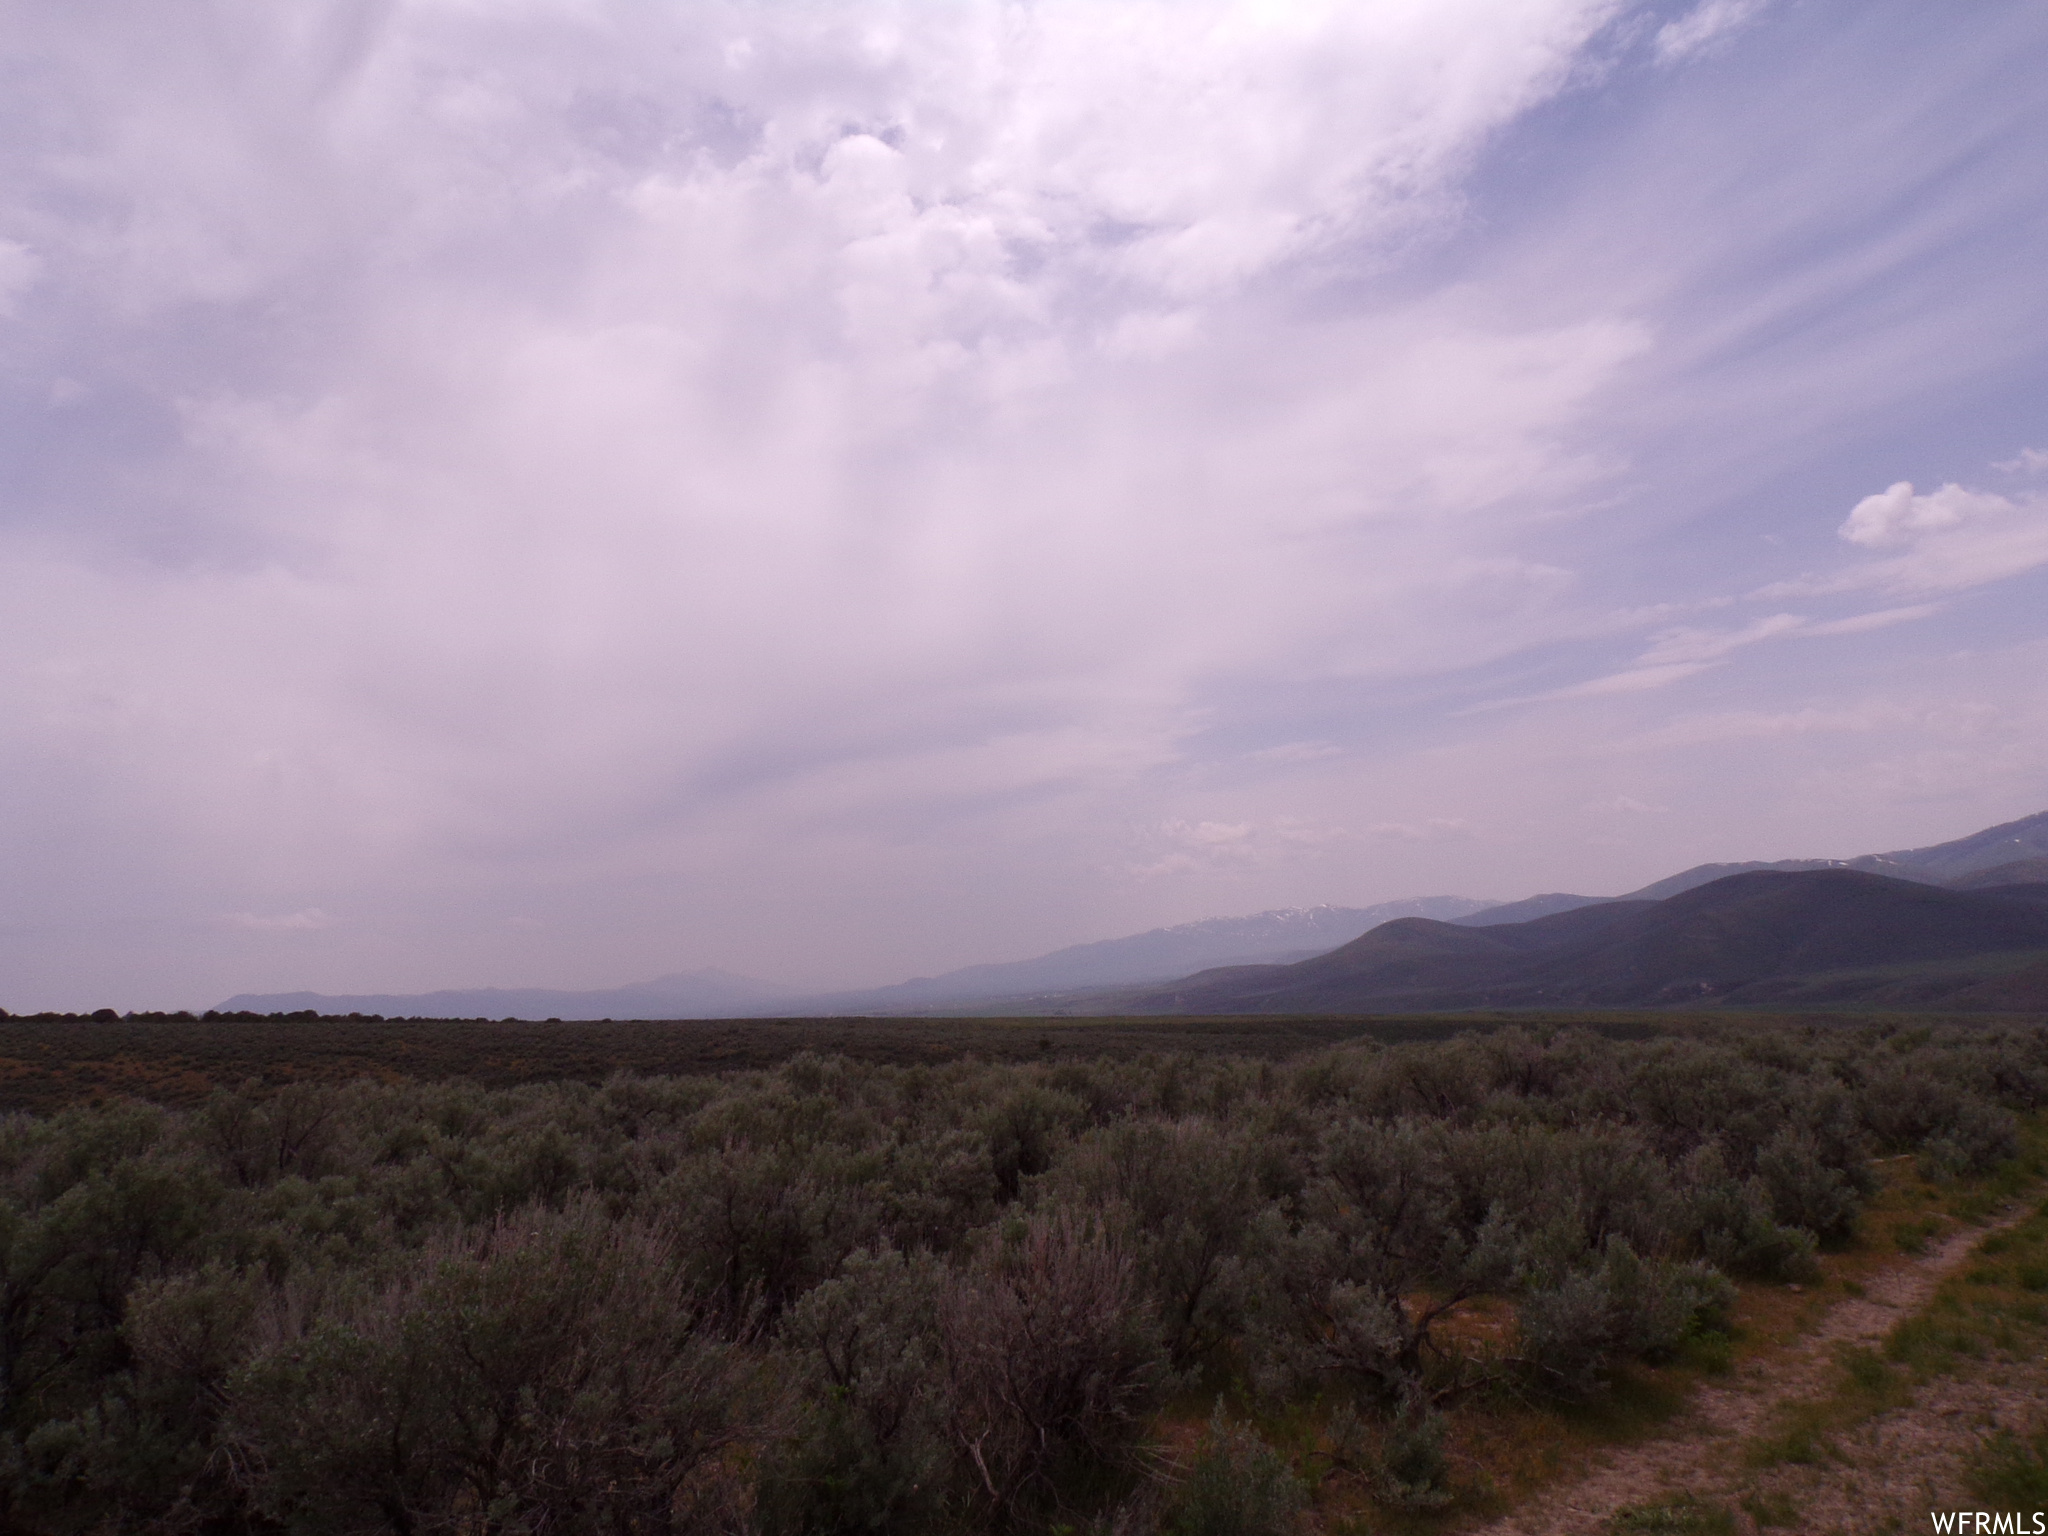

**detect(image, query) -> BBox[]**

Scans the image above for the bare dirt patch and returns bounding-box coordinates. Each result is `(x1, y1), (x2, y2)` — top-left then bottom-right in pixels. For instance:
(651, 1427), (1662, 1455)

(1460, 1208), (2039, 1536)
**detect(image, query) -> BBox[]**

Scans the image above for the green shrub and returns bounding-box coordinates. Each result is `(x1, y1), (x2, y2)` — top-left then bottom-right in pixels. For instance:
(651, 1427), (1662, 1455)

(1163, 1406), (1306, 1536)
(1371, 1398), (1455, 1511)
(761, 1246), (952, 1536)
(1840, 1346), (1892, 1394)
(1518, 1243), (1730, 1400)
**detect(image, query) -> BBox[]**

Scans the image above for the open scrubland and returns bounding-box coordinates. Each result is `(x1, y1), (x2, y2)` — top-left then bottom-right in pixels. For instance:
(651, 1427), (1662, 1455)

(0, 1015), (2045, 1533)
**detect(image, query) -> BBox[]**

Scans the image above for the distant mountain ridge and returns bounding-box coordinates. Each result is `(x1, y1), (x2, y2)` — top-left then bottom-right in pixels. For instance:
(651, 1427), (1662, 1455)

(1453, 810), (2048, 927)
(218, 901), (1498, 1020)
(789, 898), (1498, 1012)
(1113, 869), (2048, 1015)
(216, 810), (2048, 1019)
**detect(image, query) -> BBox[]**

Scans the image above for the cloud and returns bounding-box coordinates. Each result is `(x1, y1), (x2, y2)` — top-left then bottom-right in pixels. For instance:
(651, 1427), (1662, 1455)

(1248, 742), (1344, 764)
(1363, 819), (1479, 842)
(1635, 612), (1808, 665)
(1995, 447), (2048, 475)
(5, 1), (2048, 1006)
(1468, 605), (1938, 710)
(1758, 476), (2048, 597)
(224, 909), (332, 932)
(1597, 701), (1930, 753)
(0, 6), (1637, 881)
(1839, 481), (2002, 547)
(1125, 814), (1366, 876)
(1801, 605), (1943, 636)
(1126, 819), (1264, 877)
(0, 240), (38, 316)
(1652, 0), (1771, 64)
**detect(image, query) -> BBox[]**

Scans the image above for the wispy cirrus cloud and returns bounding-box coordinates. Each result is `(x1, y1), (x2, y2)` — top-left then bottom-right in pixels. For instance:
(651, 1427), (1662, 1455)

(224, 909), (332, 932)
(1652, 0), (1772, 65)
(1126, 815), (1360, 877)
(1468, 604), (1939, 710)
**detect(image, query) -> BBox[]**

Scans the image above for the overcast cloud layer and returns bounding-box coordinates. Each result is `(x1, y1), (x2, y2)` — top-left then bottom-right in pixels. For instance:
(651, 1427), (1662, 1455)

(4, 0), (2047, 1010)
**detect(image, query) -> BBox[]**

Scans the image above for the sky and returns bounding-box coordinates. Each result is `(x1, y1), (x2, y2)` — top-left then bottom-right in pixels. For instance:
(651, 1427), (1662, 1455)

(3, 0), (2047, 1011)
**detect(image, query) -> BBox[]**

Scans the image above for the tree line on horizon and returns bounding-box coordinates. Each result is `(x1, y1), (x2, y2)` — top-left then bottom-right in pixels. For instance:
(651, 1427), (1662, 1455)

(0, 1024), (2040, 1533)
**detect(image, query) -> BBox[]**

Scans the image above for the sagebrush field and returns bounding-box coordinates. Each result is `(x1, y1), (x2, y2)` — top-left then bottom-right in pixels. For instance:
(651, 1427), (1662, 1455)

(0, 1014), (2042, 1533)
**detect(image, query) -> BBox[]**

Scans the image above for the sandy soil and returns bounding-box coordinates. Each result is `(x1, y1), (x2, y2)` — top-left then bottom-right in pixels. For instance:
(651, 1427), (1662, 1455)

(1463, 1210), (2044, 1536)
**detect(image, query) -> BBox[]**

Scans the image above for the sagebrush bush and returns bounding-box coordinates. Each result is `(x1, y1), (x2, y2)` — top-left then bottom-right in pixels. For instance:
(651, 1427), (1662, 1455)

(1162, 1406), (1306, 1536)
(222, 1200), (767, 1534)
(762, 1245), (952, 1534)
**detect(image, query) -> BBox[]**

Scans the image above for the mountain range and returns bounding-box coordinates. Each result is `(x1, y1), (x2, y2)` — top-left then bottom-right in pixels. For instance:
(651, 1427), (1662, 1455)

(781, 897), (1497, 1013)
(1449, 809), (2048, 925)
(218, 810), (2048, 1018)
(1113, 869), (2048, 1015)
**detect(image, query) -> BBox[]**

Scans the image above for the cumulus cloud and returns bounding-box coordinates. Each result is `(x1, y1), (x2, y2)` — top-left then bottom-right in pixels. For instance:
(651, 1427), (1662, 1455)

(1839, 481), (2002, 547)
(1759, 471), (2048, 597)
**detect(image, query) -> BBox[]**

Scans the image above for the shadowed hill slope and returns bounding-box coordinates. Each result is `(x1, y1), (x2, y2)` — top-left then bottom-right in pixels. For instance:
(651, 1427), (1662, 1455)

(1448, 809), (2048, 927)
(1949, 856), (2048, 890)
(1117, 871), (2048, 1013)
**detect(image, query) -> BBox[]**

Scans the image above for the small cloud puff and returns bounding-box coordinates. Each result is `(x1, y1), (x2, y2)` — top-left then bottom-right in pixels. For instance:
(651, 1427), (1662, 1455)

(224, 909), (332, 932)
(1758, 460), (2048, 599)
(0, 239), (40, 317)
(1364, 818), (1478, 842)
(1127, 815), (1358, 876)
(1839, 481), (2005, 548)
(1248, 741), (1344, 764)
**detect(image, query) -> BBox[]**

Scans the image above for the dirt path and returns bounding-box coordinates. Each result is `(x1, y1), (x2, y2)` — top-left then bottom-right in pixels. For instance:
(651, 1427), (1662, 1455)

(1466, 1208), (2038, 1536)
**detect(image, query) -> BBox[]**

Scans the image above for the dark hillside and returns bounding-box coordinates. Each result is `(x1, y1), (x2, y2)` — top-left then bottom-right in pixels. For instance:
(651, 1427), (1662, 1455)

(1616, 856), (1922, 901)
(1951, 858), (2048, 890)
(1127, 903), (1656, 1012)
(1529, 870), (2048, 996)
(1122, 871), (2048, 1013)
(1450, 808), (2048, 920)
